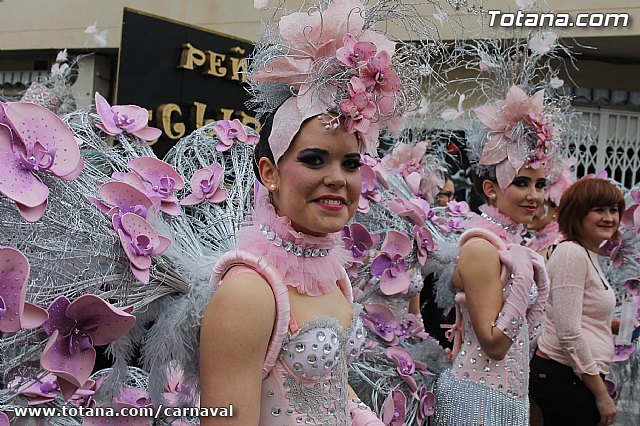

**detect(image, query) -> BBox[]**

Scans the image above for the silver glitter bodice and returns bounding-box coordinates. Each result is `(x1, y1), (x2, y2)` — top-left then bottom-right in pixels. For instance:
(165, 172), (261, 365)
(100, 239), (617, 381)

(259, 306), (366, 425)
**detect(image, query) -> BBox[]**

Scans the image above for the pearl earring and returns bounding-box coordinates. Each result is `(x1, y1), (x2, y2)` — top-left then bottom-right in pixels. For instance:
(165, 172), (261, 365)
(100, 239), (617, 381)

(269, 183), (277, 190)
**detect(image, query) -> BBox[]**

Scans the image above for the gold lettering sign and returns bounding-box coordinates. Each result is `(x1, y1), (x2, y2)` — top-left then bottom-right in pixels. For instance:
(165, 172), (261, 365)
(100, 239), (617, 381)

(157, 103), (186, 140)
(178, 43), (247, 83)
(178, 43), (206, 70)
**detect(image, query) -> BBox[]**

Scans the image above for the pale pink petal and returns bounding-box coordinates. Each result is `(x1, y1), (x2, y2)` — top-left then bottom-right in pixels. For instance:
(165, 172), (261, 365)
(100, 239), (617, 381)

(66, 294), (135, 346)
(179, 193), (205, 206)
(128, 157), (185, 190)
(94, 92), (120, 135)
(111, 105), (150, 133)
(16, 199), (48, 222)
(131, 126), (162, 142)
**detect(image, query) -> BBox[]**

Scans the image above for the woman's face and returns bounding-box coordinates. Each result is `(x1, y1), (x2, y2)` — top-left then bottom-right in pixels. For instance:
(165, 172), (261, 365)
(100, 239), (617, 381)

(490, 166), (547, 224)
(266, 117), (362, 236)
(579, 205), (620, 249)
(435, 179), (455, 207)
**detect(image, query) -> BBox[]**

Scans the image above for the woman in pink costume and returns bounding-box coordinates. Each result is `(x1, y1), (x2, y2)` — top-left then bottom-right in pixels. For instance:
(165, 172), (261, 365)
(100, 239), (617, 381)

(198, 1), (428, 423)
(530, 178), (625, 426)
(433, 85), (554, 425)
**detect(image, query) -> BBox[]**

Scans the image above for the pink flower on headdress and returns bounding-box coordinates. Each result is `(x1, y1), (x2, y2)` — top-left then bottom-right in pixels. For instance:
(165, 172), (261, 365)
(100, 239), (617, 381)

(473, 85), (549, 189)
(360, 51), (401, 94)
(447, 200), (470, 216)
(381, 387), (407, 426)
(417, 387), (435, 423)
(381, 142), (429, 195)
(180, 162), (228, 206)
(340, 77), (377, 134)
(213, 119), (259, 152)
(40, 294), (135, 400)
(336, 33), (377, 68)
(386, 197), (429, 227)
(9, 372), (60, 406)
(622, 189), (640, 235)
(370, 230), (412, 295)
(358, 163), (381, 213)
(342, 222), (380, 277)
(0, 102), (84, 221)
(94, 92), (162, 141)
(413, 225), (435, 266)
(117, 212), (172, 284)
(0, 247), (48, 333)
(361, 303), (400, 345)
(113, 157), (185, 216)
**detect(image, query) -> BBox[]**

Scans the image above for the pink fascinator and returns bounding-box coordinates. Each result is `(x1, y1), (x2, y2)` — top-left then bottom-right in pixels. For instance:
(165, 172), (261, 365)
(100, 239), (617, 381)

(472, 85), (554, 189)
(247, 0), (430, 164)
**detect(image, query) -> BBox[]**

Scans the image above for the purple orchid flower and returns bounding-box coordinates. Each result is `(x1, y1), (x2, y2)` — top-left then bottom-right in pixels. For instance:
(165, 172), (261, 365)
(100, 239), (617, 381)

(342, 222), (380, 277)
(9, 372), (60, 406)
(358, 163), (381, 213)
(447, 200), (470, 216)
(386, 198), (426, 227)
(180, 162), (228, 206)
(69, 376), (102, 408)
(84, 386), (153, 426)
(370, 230), (412, 295)
(117, 212), (172, 284)
(40, 294), (135, 400)
(336, 33), (377, 68)
(598, 237), (628, 268)
(112, 157), (185, 216)
(396, 313), (429, 341)
(417, 387), (435, 423)
(0, 101), (84, 221)
(87, 181), (157, 223)
(361, 303), (400, 346)
(613, 338), (636, 363)
(413, 225), (435, 266)
(605, 378), (618, 400)
(95, 92), (162, 141)
(213, 119), (259, 152)
(381, 387), (407, 426)
(447, 217), (466, 232)
(340, 77), (376, 135)
(0, 247), (48, 333)
(385, 346), (424, 394)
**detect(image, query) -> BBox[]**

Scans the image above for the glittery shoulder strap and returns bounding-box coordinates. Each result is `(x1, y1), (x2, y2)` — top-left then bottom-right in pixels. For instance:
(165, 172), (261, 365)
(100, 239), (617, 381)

(210, 249), (290, 379)
(459, 227), (508, 251)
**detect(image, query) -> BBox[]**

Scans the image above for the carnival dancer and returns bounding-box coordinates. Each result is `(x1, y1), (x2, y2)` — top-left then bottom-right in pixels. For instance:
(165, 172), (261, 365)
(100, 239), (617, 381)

(433, 83), (556, 425)
(530, 178), (625, 426)
(200, 0), (428, 424)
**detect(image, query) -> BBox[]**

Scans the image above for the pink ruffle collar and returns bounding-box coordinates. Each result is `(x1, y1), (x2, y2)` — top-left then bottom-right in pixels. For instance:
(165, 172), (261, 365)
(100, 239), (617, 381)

(464, 204), (525, 245)
(527, 221), (561, 252)
(234, 186), (352, 296)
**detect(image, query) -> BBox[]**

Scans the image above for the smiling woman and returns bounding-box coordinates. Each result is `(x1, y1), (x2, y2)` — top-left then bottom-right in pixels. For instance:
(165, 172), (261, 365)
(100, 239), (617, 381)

(530, 178), (626, 426)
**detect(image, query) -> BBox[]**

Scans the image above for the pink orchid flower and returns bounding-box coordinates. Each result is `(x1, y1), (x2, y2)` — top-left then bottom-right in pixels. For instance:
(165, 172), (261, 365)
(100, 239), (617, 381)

(9, 372), (60, 406)
(360, 50), (401, 94)
(84, 386), (153, 426)
(336, 33), (377, 68)
(613, 336), (636, 363)
(180, 162), (228, 206)
(413, 225), (436, 265)
(117, 212), (172, 284)
(361, 303), (401, 346)
(385, 347), (419, 394)
(339, 77), (377, 135)
(622, 189), (640, 235)
(40, 294), (135, 400)
(396, 313), (429, 341)
(0, 101), (84, 221)
(112, 157), (185, 216)
(370, 230), (413, 295)
(94, 92), (162, 141)
(358, 163), (381, 213)
(213, 119), (259, 152)
(417, 387), (435, 423)
(473, 86), (546, 189)
(386, 198), (426, 227)
(381, 387), (407, 426)
(342, 222), (380, 277)
(0, 247), (48, 333)
(88, 181), (157, 221)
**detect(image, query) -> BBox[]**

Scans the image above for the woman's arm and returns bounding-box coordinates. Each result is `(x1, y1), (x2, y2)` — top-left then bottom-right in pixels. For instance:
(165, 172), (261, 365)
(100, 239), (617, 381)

(199, 272), (276, 425)
(456, 238), (512, 360)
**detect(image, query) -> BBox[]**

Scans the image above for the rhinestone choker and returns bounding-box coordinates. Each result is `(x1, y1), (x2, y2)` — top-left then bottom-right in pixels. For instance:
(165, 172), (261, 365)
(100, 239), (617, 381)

(480, 212), (519, 235)
(259, 224), (330, 258)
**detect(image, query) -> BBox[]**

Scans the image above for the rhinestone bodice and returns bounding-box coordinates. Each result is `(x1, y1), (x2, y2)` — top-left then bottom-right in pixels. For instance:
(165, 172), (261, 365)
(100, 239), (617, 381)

(452, 278), (529, 400)
(259, 306), (367, 425)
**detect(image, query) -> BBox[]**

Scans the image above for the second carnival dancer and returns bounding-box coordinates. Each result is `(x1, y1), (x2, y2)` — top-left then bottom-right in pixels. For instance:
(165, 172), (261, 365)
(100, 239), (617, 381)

(200, 0), (432, 424)
(433, 84), (554, 425)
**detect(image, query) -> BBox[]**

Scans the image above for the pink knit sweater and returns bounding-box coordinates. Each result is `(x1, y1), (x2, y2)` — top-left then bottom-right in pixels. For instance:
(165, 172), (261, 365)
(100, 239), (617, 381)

(537, 241), (616, 376)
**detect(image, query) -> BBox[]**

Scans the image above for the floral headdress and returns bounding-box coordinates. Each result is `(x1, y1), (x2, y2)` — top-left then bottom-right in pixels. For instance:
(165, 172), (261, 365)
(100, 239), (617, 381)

(247, 0), (437, 164)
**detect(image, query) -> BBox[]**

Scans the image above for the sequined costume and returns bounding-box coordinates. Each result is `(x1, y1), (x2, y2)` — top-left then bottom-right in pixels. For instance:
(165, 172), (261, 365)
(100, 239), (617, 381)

(434, 209), (533, 426)
(209, 188), (367, 425)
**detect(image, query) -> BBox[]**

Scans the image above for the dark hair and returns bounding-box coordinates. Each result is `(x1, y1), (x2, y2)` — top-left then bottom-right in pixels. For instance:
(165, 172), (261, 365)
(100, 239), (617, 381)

(469, 170), (497, 214)
(556, 178), (625, 242)
(253, 113), (276, 185)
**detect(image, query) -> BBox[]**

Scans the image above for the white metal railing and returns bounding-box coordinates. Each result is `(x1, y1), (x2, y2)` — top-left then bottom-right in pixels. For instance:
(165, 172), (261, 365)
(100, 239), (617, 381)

(0, 70), (49, 85)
